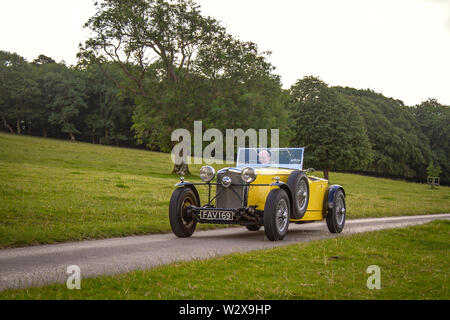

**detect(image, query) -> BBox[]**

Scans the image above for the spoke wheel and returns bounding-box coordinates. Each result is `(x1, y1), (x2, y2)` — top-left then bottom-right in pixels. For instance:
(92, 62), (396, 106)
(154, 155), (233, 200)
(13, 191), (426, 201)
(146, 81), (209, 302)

(296, 179), (308, 213)
(264, 189), (290, 241)
(335, 195), (346, 226)
(326, 189), (346, 234)
(276, 198), (289, 233)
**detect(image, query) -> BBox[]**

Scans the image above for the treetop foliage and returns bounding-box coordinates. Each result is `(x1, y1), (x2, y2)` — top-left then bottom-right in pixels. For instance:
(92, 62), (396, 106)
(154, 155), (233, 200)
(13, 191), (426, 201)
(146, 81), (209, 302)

(335, 86), (435, 180)
(289, 77), (373, 179)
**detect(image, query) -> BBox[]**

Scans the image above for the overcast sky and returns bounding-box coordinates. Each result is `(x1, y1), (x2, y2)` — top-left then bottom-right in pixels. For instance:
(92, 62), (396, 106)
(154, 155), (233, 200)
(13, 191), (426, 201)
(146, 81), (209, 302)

(0, 0), (449, 106)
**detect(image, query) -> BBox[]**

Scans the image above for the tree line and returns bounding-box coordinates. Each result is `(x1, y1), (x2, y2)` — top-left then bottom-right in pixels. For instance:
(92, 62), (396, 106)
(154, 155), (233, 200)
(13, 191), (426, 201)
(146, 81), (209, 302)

(290, 77), (449, 183)
(0, 52), (135, 146)
(0, 0), (448, 184)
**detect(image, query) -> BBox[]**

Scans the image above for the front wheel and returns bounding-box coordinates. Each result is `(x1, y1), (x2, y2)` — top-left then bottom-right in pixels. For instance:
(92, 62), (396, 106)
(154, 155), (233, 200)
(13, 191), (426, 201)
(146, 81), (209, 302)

(169, 187), (198, 238)
(326, 189), (346, 233)
(264, 189), (290, 241)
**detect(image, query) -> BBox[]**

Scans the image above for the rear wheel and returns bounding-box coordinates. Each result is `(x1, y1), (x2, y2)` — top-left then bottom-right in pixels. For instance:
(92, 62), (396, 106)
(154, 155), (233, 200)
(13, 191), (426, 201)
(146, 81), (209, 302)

(326, 189), (346, 233)
(264, 189), (290, 241)
(169, 187), (198, 238)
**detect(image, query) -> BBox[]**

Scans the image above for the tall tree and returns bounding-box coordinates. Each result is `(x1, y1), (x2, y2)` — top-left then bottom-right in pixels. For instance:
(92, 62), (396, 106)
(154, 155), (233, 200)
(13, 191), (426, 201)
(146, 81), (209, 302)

(290, 76), (373, 180)
(41, 66), (88, 141)
(84, 63), (134, 145)
(412, 99), (450, 183)
(79, 0), (225, 174)
(32, 55), (59, 137)
(79, 0), (282, 174)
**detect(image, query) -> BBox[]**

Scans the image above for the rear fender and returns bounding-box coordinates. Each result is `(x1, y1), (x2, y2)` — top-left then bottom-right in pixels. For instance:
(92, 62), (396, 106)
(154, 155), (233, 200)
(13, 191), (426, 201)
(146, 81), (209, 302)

(323, 184), (345, 218)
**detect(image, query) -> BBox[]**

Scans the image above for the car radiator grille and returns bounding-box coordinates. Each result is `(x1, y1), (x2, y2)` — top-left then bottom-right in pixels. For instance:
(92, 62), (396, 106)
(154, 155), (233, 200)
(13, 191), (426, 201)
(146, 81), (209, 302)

(216, 171), (246, 209)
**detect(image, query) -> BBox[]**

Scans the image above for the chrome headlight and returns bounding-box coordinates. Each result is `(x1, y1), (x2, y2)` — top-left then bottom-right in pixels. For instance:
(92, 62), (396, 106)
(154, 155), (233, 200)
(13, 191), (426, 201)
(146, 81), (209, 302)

(241, 167), (257, 183)
(199, 166), (216, 182)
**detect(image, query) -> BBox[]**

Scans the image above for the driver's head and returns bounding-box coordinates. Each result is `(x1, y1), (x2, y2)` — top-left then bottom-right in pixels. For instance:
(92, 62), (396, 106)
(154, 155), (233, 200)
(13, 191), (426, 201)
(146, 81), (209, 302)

(258, 150), (271, 164)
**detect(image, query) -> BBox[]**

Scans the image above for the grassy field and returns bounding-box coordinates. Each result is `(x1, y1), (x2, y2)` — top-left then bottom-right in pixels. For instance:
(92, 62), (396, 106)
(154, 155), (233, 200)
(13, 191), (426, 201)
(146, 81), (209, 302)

(1, 220), (448, 300)
(0, 132), (449, 248)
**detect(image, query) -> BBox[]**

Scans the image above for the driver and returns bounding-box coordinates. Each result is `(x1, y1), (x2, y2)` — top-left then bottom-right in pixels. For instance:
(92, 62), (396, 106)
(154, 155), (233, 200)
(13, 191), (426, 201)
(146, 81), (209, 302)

(258, 150), (271, 164)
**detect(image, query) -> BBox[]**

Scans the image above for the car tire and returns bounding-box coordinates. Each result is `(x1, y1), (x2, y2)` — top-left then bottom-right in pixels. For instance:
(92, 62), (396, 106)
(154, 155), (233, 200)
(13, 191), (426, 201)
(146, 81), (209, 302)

(169, 187), (198, 238)
(263, 189), (290, 241)
(287, 170), (310, 219)
(246, 225), (261, 232)
(326, 189), (346, 233)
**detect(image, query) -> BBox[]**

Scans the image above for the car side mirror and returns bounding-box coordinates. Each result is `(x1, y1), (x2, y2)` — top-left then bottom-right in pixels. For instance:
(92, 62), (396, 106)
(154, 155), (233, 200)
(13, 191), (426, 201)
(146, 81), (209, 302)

(306, 168), (315, 174)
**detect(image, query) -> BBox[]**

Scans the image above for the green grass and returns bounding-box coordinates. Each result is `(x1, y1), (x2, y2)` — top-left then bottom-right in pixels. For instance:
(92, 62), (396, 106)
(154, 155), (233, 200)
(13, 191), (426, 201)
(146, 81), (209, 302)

(1, 220), (448, 300)
(0, 132), (449, 248)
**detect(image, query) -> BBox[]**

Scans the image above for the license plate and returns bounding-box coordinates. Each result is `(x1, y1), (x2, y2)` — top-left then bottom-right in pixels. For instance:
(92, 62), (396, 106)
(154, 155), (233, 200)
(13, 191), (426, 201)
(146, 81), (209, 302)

(199, 210), (234, 221)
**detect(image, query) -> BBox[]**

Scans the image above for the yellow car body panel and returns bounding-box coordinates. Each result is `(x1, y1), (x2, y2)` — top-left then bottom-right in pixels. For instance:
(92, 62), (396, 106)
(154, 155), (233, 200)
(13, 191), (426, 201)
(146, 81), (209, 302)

(247, 168), (291, 210)
(247, 168), (328, 222)
(293, 177), (328, 221)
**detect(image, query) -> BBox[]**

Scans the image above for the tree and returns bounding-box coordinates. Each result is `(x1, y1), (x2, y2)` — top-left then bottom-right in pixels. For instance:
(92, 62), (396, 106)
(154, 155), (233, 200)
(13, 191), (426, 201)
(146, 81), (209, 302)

(0, 51), (41, 134)
(41, 66), (88, 141)
(32, 55), (60, 137)
(32, 54), (56, 65)
(426, 162), (442, 178)
(412, 99), (450, 184)
(195, 32), (288, 137)
(289, 77), (373, 180)
(84, 63), (134, 145)
(336, 87), (434, 180)
(79, 0), (226, 174)
(79, 0), (283, 174)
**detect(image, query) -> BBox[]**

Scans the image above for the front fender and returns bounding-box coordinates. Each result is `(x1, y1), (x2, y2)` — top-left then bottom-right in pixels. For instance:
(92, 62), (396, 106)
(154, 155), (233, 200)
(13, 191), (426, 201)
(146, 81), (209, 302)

(270, 181), (294, 216)
(323, 184), (345, 218)
(174, 182), (201, 205)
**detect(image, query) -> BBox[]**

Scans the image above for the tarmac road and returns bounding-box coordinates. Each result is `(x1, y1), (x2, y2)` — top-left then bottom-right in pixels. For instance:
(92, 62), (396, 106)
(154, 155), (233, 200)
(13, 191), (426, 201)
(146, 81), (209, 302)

(0, 214), (449, 291)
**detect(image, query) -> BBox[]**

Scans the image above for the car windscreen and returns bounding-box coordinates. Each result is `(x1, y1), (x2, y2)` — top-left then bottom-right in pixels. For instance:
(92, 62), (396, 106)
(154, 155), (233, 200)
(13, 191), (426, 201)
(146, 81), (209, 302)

(236, 148), (304, 170)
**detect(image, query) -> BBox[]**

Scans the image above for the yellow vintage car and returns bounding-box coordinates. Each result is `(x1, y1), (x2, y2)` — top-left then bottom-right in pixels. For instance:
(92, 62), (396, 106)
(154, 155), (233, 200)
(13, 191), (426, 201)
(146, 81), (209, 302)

(169, 148), (346, 241)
